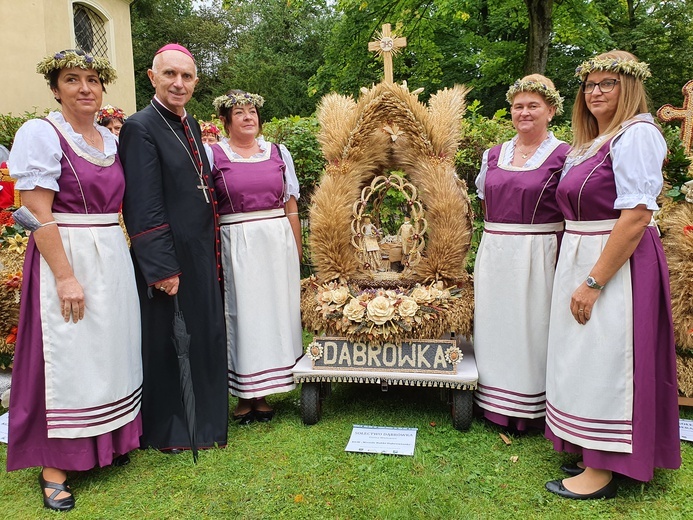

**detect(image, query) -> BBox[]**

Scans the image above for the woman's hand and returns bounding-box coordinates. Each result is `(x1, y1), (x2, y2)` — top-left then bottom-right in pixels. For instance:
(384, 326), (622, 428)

(570, 282), (601, 325)
(56, 275), (85, 323)
(285, 196), (302, 261)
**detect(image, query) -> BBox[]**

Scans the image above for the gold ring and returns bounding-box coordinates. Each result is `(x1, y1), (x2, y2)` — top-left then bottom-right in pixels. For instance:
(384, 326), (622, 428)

(160, 287), (166, 292)
(578, 309), (584, 313)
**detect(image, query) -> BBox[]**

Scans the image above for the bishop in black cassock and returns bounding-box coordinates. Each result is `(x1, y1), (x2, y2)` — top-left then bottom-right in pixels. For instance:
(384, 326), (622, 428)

(119, 44), (228, 451)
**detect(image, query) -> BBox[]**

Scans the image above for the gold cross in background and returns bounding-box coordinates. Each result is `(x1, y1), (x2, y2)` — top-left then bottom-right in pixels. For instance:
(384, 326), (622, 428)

(368, 23), (407, 84)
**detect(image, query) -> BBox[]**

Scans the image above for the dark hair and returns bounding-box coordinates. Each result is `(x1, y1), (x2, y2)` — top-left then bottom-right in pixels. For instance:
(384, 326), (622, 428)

(97, 116), (122, 127)
(49, 49), (106, 100)
(218, 89), (262, 135)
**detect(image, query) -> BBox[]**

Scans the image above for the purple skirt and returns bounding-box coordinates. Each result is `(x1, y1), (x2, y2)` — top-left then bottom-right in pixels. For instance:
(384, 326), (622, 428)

(6, 240), (142, 472)
(545, 228), (681, 481)
(479, 408), (544, 432)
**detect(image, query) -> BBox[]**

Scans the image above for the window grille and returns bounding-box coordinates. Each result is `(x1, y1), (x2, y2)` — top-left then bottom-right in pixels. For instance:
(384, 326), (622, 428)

(73, 4), (108, 57)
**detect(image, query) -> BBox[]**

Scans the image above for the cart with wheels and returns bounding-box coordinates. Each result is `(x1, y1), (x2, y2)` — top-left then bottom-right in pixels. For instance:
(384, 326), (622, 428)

(299, 47), (478, 431)
(293, 337), (477, 430)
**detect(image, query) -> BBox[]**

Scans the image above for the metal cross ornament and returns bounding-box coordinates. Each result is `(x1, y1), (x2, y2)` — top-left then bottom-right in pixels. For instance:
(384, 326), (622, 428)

(368, 23), (407, 84)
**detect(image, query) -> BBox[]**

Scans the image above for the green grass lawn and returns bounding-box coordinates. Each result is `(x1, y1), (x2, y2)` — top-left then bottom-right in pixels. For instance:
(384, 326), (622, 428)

(1, 383), (692, 519)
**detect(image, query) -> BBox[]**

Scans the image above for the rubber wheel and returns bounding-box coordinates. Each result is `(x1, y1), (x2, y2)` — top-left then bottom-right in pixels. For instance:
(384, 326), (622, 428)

(451, 389), (473, 431)
(301, 383), (322, 425)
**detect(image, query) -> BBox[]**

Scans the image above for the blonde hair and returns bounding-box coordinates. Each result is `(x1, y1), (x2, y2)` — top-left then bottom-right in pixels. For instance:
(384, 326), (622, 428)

(572, 50), (650, 150)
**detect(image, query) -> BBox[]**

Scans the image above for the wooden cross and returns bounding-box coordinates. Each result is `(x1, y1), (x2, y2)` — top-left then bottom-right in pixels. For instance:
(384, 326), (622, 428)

(368, 23), (407, 84)
(657, 80), (693, 154)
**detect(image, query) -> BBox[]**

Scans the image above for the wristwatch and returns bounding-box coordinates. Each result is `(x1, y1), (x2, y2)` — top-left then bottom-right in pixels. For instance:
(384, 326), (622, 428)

(585, 276), (605, 290)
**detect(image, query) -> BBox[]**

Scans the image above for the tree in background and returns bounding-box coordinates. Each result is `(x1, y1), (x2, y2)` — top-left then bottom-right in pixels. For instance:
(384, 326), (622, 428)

(129, 0), (693, 120)
(218, 0), (336, 120)
(130, 0), (232, 116)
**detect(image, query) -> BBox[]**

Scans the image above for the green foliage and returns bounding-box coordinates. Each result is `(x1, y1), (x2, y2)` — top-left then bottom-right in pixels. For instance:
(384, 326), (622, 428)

(130, 0), (233, 110)
(456, 100), (516, 189)
(0, 110), (45, 149)
(1, 385), (692, 518)
(262, 115), (326, 215)
(660, 123), (693, 202)
(218, 0), (336, 120)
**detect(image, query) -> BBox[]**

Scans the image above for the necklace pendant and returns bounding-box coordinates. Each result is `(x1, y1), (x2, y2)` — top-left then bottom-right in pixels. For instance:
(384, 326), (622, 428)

(198, 183), (210, 203)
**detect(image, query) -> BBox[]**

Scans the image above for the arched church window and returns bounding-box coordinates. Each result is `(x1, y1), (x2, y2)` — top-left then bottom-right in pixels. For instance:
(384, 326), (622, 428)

(73, 3), (109, 57)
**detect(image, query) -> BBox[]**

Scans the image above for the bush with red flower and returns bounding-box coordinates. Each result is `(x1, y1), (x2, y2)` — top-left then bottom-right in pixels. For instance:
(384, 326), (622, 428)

(0, 208), (27, 369)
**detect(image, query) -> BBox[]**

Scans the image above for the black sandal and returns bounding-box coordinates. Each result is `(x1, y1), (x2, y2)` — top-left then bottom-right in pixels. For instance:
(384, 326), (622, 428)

(38, 471), (75, 511)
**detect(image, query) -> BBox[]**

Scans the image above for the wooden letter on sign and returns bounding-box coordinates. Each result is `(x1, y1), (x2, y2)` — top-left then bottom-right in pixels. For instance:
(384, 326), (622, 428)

(311, 337), (458, 374)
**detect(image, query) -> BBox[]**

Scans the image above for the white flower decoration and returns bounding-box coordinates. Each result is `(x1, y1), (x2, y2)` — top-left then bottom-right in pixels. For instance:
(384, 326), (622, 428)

(444, 346), (463, 365)
(306, 341), (324, 361)
(343, 298), (366, 322)
(397, 296), (419, 317)
(366, 295), (396, 325)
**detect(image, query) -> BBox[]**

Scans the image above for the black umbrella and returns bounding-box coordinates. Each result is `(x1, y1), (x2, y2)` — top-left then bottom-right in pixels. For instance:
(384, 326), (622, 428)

(171, 294), (198, 463)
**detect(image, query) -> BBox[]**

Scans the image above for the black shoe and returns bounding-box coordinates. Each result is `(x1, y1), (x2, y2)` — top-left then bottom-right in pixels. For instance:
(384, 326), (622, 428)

(111, 453), (131, 467)
(560, 463), (585, 476)
(545, 478), (617, 500)
(162, 448), (184, 455)
(233, 410), (255, 425)
(38, 471), (75, 511)
(254, 410), (275, 423)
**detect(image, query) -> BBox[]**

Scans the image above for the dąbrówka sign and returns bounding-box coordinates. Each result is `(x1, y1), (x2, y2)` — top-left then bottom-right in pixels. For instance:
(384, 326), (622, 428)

(307, 337), (461, 374)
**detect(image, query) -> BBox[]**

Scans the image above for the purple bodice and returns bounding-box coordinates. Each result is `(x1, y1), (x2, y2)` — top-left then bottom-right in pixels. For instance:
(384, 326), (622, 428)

(484, 142), (569, 224)
(211, 142), (285, 215)
(555, 140), (621, 222)
(48, 119), (125, 214)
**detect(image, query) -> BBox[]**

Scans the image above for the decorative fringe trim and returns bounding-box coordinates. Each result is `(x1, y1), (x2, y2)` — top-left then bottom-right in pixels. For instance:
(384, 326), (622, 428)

(292, 373), (476, 390)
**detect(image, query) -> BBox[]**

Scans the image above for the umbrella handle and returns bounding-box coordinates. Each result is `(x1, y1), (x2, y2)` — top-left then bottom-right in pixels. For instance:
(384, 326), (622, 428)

(173, 294), (181, 314)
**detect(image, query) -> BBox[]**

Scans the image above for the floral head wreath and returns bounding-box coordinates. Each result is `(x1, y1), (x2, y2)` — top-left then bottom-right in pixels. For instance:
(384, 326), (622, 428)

(200, 121), (221, 135)
(506, 80), (564, 115)
(96, 105), (127, 124)
(212, 92), (265, 111)
(36, 50), (117, 85)
(575, 57), (651, 82)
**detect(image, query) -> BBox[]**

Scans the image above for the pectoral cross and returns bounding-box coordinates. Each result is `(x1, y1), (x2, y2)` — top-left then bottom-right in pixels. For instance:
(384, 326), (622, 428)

(198, 183), (210, 203)
(368, 23), (407, 84)
(657, 80), (693, 154)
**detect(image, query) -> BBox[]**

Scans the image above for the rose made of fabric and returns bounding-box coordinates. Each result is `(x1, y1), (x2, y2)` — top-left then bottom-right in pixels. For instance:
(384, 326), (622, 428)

(410, 284), (433, 304)
(331, 286), (350, 306)
(397, 296), (419, 317)
(367, 295), (396, 325)
(343, 298), (366, 322)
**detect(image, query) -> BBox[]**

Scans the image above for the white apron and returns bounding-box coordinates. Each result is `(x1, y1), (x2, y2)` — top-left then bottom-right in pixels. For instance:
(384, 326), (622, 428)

(474, 221), (562, 417)
(545, 219), (634, 453)
(41, 213), (142, 438)
(220, 209), (303, 398)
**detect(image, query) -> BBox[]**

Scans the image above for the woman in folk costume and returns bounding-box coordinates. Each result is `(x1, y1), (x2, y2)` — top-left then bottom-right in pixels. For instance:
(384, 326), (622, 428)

(199, 121), (222, 145)
(6, 50), (142, 511)
(544, 51), (681, 500)
(206, 90), (302, 424)
(473, 75), (569, 431)
(96, 104), (127, 137)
